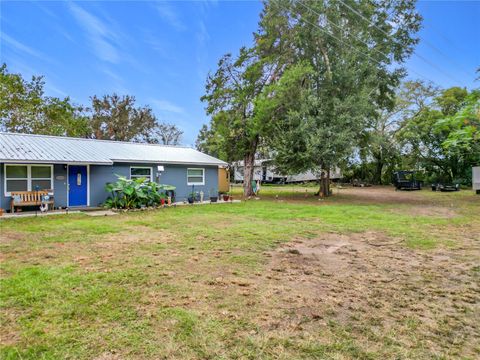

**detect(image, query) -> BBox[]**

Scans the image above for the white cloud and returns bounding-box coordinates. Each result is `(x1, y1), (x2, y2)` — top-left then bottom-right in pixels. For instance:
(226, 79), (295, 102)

(151, 99), (185, 114)
(69, 2), (120, 63)
(195, 19), (210, 81)
(45, 83), (68, 98)
(196, 20), (210, 45)
(0, 32), (53, 63)
(155, 2), (186, 31)
(101, 68), (123, 83)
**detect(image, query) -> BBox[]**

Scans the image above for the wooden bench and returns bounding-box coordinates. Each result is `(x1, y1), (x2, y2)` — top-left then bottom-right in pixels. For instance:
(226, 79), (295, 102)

(10, 191), (54, 213)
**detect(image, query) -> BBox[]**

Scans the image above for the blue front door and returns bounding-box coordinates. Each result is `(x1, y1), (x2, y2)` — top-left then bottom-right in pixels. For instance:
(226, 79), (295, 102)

(69, 165), (88, 207)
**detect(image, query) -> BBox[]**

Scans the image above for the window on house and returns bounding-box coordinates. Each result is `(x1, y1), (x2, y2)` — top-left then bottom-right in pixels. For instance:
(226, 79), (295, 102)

(187, 168), (204, 185)
(130, 167), (152, 181)
(4, 164), (53, 195)
(31, 166), (53, 190)
(5, 165), (28, 192)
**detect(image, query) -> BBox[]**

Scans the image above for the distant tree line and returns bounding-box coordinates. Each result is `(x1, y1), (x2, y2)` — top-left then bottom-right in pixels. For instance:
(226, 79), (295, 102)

(196, 0), (479, 195)
(352, 81), (479, 185)
(0, 64), (183, 145)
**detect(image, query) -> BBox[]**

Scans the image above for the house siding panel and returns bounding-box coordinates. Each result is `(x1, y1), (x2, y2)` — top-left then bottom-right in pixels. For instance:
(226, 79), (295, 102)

(0, 163), (67, 210)
(54, 164), (68, 208)
(89, 164), (117, 207)
(158, 164), (218, 201)
(0, 163), (4, 210)
(90, 163), (162, 207)
(0, 162), (219, 211)
(90, 163), (219, 206)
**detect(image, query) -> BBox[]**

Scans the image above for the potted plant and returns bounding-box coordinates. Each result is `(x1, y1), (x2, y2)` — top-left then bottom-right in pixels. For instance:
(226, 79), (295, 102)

(209, 188), (218, 203)
(158, 192), (166, 206)
(222, 193), (230, 202)
(187, 192), (196, 204)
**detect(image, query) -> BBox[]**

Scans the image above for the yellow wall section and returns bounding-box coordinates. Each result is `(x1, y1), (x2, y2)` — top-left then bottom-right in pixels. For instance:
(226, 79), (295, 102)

(218, 167), (230, 192)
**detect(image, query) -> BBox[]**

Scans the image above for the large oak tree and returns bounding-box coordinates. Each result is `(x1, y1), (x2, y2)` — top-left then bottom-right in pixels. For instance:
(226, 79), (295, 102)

(254, 0), (421, 196)
(199, 0), (421, 196)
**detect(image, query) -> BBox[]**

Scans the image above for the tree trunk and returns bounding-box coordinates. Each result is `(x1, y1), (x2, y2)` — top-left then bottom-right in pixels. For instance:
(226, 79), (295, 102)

(242, 136), (259, 198)
(319, 171), (325, 197)
(243, 152), (255, 197)
(316, 169), (331, 197)
(326, 168), (331, 196)
(374, 160), (384, 185)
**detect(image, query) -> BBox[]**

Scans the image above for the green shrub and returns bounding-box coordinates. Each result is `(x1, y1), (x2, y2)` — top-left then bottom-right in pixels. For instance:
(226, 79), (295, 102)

(104, 176), (166, 209)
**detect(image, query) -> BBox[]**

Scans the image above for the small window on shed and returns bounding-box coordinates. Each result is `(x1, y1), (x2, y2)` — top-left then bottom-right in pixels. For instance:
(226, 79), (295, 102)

(187, 168), (205, 185)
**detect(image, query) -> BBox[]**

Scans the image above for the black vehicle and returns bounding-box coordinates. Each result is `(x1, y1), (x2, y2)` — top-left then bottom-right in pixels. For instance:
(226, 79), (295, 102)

(431, 183), (460, 192)
(393, 171), (422, 190)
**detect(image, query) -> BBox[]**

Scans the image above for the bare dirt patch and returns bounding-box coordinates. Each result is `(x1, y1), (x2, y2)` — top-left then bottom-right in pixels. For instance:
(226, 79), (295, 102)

(335, 186), (439, 205)
(0, 230), (26, 244)
(92, 352), (123, 360)
(0, 310), (22, 346)
(256, 231), (480, 358)
(389, 205), (457, 218)
(0, 227), (176, 270)
(262, 186), (469, 217)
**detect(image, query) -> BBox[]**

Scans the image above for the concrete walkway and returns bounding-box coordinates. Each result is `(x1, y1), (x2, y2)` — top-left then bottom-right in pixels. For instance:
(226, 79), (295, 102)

(0, 209), (81, 219)
(0, 200), (240, 219)
(83, 210), (118, 217)
(173, 199), (241, 206)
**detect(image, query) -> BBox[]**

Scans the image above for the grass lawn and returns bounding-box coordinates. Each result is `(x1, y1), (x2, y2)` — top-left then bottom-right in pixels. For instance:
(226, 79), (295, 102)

(1, 186), (479, 359)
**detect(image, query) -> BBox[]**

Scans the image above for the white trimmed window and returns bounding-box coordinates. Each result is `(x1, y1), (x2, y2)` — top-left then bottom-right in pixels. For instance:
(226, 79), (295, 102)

(130, 167), (152, 181)
(4, 164), (53, 196)
(187, 168), (205, 186)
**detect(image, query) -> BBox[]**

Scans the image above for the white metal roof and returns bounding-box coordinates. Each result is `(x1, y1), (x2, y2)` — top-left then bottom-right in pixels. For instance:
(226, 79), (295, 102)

(0, 132), (227, 166)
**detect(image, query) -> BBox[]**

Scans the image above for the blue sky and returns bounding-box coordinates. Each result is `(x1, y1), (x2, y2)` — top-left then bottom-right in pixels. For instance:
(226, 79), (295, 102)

(1, 1), (479, 145)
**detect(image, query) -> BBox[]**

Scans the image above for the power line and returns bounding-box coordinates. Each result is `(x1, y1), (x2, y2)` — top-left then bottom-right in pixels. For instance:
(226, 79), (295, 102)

(298, 15), (404, 96)
(298, 1), (393, 61)
(297, 1), (439, 85)
(335, 0), (466, 84)
(386, 3), (472, 78)
(415, 22), (473, 78)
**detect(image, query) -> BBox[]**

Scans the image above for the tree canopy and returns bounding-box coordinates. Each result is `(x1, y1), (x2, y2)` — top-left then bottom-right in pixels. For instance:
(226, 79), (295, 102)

(152, 122), (183, 145)
(0, 64), (90, 137)
(90, 94), (157, 142)
(198, 0), (422, 196)
(200, 47), (277, 195)
(0, 64), (184, 145)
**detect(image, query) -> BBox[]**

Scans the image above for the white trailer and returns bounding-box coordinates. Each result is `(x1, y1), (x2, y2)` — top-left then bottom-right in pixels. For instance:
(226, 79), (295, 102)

(233, 160), (285, 183)
(473, 166), (480, 194)
(285, 168), (342, 183)
(233, 160), (342, 183)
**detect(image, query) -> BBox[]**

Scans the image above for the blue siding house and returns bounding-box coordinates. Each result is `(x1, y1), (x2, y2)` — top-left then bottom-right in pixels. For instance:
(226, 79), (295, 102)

(0, 132), (227, 211)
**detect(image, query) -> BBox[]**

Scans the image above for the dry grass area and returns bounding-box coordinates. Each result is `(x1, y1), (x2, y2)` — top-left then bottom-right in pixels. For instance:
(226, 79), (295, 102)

(1, 186), (479, 359)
